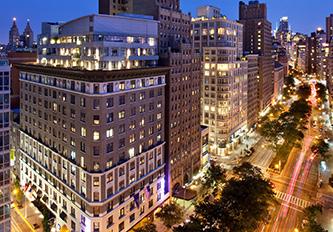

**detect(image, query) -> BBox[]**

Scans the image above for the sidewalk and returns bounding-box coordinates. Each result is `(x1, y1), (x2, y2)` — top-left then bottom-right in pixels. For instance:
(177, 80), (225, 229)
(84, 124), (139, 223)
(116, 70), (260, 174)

(215, 131), (261, 168)
(12, 195), (44, 232)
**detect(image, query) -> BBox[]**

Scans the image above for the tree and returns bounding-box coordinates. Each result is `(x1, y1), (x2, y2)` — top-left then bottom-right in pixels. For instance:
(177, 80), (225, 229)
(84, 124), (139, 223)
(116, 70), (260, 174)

(173, 216), (206, 232)
(297, 84), (311, 99)
(134, 221), (157, 232)
(311, 139), (330, 160)
(316, 83), (327, 104)
(175, 163), (276, 232)
(201, 164), (226, 197)
(303, 204), (327, 232)
(156, 202), (184, 229)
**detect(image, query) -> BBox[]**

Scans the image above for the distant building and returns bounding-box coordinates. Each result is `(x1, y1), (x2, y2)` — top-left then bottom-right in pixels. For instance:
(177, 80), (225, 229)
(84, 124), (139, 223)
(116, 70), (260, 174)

(40, 22), (62, 38)
(239, 0), (274, 111)
(276, 16), (292, 49)
(8, 18), (20, 49)
(0, 58), (11, 232)
(7, 51), (37, 109)
(278, 16), (289, 33)
(22, 20), (34, 48)
(8, 18), (35, 51)
(326, 15), (333, 100)
(273, 61), (284, 103)
(308, 28), (328, 78)
(326, 14), (333, 43)
(308, 32), (317, 75)
(99, 0), (133, 15)
(196, 5), (221, 18)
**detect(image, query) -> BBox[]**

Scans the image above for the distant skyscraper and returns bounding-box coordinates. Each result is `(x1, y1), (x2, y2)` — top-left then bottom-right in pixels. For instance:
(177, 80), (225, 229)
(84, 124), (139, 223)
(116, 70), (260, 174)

(239, 0), (274, 111)
(8, 18), (20, 49)
(326, 14), (333, 43)
(22, 20), (34, 48)
(278, 16), (289, 33)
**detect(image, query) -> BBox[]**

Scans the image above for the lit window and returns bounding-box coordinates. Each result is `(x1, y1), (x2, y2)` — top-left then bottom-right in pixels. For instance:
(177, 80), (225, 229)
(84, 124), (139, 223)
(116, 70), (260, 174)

(70, 151), (76, 160)
(106, 128), (113, 138)
(129, 134), (135, 143)
(93, 131), (100, 141)
(81, 127), (87, 137)
(118, 111), (125, 119)
(129, 148), (135, 158)
(119, 82), (125, 91)
(93, 115), (100, 125)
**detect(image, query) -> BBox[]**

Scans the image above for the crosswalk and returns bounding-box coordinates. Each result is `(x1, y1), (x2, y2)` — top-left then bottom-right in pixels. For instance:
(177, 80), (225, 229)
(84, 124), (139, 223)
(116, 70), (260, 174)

(274, 190), (311, 209)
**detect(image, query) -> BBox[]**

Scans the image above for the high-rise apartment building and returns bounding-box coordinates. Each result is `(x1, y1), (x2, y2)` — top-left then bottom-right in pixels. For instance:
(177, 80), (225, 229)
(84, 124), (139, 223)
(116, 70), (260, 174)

(308, 32), (317, 75)
(0, 58), (11, 232)
(239, 0), (274, 111)
(99, 0), (202, 191)
(276, 17), (291, 49)
(326, 14), (333, 99)
(273, 61), (284, 103)
(246, 54), (259, 128)
(326, 14), (333, 43)
(309, 28), (328, 78)
(327, 39), (333, 99)
(192, 9), (248, 155)
(17, 14), (169, 232)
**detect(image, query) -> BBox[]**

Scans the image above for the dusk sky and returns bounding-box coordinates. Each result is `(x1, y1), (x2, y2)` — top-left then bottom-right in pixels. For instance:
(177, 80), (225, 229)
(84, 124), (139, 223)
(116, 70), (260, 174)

(0, 0), (331, 44)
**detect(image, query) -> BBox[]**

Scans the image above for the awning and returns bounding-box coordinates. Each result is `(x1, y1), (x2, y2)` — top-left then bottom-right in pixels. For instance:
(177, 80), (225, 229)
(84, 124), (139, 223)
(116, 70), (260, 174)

(173, 187), (197, 201)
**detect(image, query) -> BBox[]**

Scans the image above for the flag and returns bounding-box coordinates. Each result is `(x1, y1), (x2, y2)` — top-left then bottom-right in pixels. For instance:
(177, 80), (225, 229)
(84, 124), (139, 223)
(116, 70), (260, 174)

(145, 186), (151, 200)
(134, 193), (140, 208)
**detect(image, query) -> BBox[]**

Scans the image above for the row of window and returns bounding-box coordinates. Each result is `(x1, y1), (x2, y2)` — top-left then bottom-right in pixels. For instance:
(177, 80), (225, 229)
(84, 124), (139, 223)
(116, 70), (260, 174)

(20, 73), (165, 94)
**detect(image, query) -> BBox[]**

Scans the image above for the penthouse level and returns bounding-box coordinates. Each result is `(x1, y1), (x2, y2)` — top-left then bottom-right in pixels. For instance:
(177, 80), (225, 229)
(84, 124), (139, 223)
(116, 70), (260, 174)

(37, 14), (159, 71)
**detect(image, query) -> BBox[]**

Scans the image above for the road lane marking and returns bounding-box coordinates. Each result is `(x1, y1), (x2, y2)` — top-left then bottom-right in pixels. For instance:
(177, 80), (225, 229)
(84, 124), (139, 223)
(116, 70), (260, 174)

(274, 190), (311, 209)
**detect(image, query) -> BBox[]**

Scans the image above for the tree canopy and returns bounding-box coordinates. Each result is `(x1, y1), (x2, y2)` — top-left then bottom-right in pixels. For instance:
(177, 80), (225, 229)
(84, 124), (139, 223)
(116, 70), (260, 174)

(303, 204), (327, 232)
(156, 202), (184, 229)
(311, 138), (330, 160)
(134, 221), (157, 232)
(175, 163), (275, 232)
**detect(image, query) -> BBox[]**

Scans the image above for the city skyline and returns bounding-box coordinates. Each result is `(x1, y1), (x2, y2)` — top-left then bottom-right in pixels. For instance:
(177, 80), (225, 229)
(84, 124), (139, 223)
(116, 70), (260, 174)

(0, 0), (332, 44)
